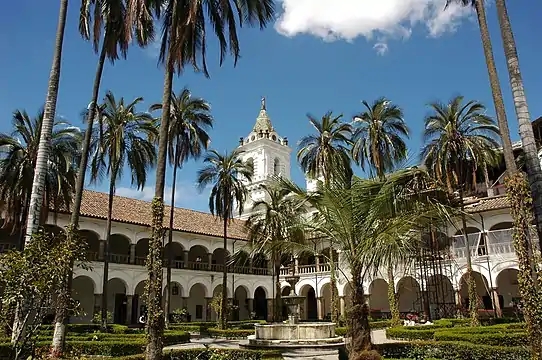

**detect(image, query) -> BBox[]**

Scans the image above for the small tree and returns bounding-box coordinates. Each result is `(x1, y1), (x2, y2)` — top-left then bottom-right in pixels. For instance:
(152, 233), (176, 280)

(0, 230), (87, 360)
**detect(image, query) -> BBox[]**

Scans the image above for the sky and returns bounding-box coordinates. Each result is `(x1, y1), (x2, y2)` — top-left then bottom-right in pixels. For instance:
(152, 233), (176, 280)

(0, 0), (541, 213)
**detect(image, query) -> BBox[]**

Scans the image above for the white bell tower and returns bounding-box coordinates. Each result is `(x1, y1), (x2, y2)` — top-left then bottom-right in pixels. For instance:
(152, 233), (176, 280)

(237, 97), (292, 220)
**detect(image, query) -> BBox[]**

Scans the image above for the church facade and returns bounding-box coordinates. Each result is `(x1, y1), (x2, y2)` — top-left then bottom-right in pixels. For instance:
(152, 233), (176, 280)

(0, 100), (523, 324)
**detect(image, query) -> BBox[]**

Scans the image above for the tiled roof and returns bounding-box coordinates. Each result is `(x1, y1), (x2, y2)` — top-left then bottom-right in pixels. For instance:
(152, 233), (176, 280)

(464, 195), (510, 213)
(65, 190), (248, 240)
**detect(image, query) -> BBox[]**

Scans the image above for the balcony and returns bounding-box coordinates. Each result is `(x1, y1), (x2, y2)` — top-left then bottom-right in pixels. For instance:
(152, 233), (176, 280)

(451, 228), (535, 260)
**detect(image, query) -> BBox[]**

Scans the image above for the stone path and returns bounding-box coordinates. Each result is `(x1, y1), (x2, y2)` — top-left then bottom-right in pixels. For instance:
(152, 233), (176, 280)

(164, 329), (401, 351)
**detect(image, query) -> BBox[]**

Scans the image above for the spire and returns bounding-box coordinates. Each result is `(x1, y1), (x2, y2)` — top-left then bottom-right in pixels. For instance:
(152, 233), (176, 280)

(253, 96), (273, 132)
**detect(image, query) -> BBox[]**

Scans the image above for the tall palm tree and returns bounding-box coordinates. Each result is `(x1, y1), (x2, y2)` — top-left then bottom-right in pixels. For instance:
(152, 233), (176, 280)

(0, 109), (81, 244)
(245, 181), (307, 322)
(493, 0), (542, 250)
(351, 97), (409, 325)
(51, 1), (157, 353)
(145, 2), (274, 356)
(297, 112), (352, 323)
(421, 95), (501, 326)
(149, 88), (213, 328)
(23, 0), (69, 244)
(89, 91), (157, 329)
(196, 149), (253, 329)
(445, 0), (517, 176)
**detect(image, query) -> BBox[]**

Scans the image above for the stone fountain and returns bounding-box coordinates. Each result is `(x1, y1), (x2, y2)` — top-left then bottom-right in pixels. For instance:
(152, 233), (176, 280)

(242, 263), (344, 359)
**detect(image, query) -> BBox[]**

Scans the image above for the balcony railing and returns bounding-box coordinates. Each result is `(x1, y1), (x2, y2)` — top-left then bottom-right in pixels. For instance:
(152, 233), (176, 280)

(279, 263), (336, 276)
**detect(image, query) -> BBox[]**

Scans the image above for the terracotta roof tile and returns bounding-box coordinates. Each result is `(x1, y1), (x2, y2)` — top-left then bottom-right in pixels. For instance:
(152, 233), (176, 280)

(66, 190), (248, 240)
(464, 195), (510, 213)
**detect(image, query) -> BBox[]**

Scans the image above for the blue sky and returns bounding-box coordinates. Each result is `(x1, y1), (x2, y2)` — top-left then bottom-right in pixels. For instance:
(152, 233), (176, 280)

(0, 0), (541, 213)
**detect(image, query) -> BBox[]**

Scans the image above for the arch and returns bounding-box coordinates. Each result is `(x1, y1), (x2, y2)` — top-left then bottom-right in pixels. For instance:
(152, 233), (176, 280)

(234, 285), (249, 321)
(496, 268), (519, 314)
(107, 278), (128, 324)
(135, 238), (150, 265)
(253, 286), (268, 320)
(396, 276), (422, 314)
(163, 281), (184, 316)
(299, 284), (317, 320)
(212, 248), (229, 272)
(232, 250), (250, 274)
(109, 234), (131, 264)
(490, 222), (513, 231)
(188, 283), (208, 321)
(188, 245), (209, 270)
(459, 271), (491, 310)
(79, 229), (101, 261)
(273, 158), (280, 176)
(72, 276), (95, 323)
(42, 224), (65, 237)
(320, 283), (335, 320)
(368, 279), (389, 312)
(132, 280), (147, 324)
(454, 227), (480, 235)
(427, 274), (455, 319)
(164, 242), (185, 268)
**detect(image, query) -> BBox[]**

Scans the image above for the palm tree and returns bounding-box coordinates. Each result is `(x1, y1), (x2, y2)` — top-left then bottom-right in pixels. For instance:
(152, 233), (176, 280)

(297, 112), (352, 323)
(351, 97), (409, 326)
(196, 149), (253, 329)
(445, 0), (517, 175)
(281, 168), (453, 357)
(149, 88), (213, 328)
(51, 1), (157, 353)
(493, 0), (542, 251)
(23, 0), (69, 244)
(145, 2), (274, 356)
(0, 109), (81, 245)
(245, 181), (307, 322)
(421, 95), (501, 326)
(89, 91), (157, 329)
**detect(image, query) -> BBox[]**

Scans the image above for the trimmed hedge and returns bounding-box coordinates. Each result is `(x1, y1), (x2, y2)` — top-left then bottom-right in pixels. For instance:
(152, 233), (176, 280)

(433, 331), (528, 347)
(375, 341), (531, 360)
(386, 323), (527, 341)
(39, 323), (129, 334)
(109, 348), (282, 360)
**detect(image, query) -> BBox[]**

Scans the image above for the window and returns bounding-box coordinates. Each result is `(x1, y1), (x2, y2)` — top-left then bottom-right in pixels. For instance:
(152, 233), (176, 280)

(273, 158), (280, 176)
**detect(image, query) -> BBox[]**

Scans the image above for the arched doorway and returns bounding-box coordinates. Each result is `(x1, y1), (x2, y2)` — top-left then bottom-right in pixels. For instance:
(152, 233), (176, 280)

(107, 278), (127, 324)
(188, 283), (207, 321)
(299, 285), (317, 320)
(427, 274), (455, 319)
(254, 287), (268, 320)
(234, 286), (249, 320)
(460, 271), (491, 310)
(369, 279), (389, 318)
(281, 286), (291, 319)
(396, 277), (422, 314)
(496, 268), (519, 316)
(72, 276), (95, 323)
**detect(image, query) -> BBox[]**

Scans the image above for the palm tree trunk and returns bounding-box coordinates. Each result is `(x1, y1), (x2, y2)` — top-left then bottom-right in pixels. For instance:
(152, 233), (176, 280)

(24, 0), (68, 244)
(274, 253), (282, 322)
(328, 247), (339, 323)
(164, 149), (180, 329)
(50, 38), (108, 356)
(349, 265), (371, 354)
(220, 216), (229, 329)
(146, 17), (178, 360)
(495, 0), (542, 250)
(387, 265), (399, 326)
(101, 171), (116, 330)
(474, 0), (517, 174)
(460, 199), (480, 326)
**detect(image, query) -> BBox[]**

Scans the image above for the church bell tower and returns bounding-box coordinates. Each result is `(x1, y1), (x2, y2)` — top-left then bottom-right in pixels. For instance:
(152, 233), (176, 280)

(236, 97), (292, 219)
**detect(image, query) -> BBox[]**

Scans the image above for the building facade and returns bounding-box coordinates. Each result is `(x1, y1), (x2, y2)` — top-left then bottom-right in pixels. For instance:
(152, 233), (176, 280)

(0, 100), (524, 324)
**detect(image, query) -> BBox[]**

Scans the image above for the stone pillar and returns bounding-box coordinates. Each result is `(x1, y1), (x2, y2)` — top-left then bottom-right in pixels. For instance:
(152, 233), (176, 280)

(98, 240), (105, 260)
(339, 296), (346, 317)
(455, 290), (463, 317)
(248, 298), (254, 318)
(183, 251), (189, 268)
(94, 294), (102, 318)
(129, 244), (136, 264)
(267, 299), (274, 321)
(126, 295), (133, 324)
(317, 297), (324, 320)
(182, 297), (188, 309)
(315, 253), (320, 272)
(294, 257), (299, 274)
(492, 288), (502, 318)
(205, 297), (212, 321)
(207, 253), (213, 270)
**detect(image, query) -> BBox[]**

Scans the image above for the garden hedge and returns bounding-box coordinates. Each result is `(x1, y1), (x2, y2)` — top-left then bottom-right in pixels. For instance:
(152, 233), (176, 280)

(433, 331), (528, 347)
(386, 323), (527, 341)
(108, 348), (282, 360)
(375, 340), (531, 360)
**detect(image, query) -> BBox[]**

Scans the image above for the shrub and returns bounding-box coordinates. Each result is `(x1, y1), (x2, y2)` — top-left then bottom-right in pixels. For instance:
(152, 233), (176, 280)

(375, 341), (531, 360)
(107, 348), (281, 360)
(433, 331), (528, 347)
(351, 350), (382, 360)
(336, 327), (347, 336)
(386, 327), (436, 341)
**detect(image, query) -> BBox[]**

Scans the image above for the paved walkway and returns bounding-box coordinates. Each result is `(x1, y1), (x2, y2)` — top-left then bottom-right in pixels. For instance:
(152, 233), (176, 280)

(164, 329), (401, 351)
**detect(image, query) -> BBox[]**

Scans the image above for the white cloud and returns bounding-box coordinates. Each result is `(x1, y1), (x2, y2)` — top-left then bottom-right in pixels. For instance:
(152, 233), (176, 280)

(373, 42), (389, 56)
(115, 182), (211, 212)
(275, 0), (472, 53)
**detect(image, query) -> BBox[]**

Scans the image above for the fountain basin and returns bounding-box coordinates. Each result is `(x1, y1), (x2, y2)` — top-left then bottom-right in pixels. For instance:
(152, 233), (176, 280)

(254, 322), (338, 341)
